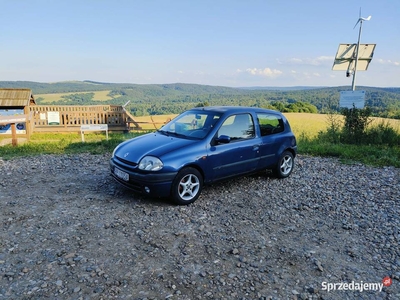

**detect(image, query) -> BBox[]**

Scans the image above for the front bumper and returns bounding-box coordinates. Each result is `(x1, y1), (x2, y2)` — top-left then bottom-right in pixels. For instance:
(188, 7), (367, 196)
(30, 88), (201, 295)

(110, 158), (177, 198)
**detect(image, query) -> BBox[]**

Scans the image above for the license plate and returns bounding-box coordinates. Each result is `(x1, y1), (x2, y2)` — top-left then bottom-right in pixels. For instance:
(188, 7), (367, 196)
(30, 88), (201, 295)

(114, 167), (129, 181)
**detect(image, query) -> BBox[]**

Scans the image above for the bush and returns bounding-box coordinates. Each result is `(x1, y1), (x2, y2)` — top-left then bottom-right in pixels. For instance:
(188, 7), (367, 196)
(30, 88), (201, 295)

(318, 109), (400, 147)
(317, 112), (342, 143)
(364, 121), (400, 146)
(340, 107), (372, 144)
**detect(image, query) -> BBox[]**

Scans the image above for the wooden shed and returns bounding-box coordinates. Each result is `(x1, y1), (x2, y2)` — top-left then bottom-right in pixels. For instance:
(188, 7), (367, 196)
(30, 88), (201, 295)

(0, 88), (36, 108)
(0, 88), (35, 145)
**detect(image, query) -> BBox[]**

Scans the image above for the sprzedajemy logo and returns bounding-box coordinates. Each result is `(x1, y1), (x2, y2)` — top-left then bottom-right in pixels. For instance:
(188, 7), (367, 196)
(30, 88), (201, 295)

(321, 277), (392, 293)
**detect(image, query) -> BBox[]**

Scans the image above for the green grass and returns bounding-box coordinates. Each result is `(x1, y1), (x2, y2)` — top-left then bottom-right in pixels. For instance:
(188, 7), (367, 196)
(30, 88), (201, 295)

(1, 131), (399, 168)
(0, 132), (142, 159)
(0, 113), (399, 168)
(297, 135), (400, 168)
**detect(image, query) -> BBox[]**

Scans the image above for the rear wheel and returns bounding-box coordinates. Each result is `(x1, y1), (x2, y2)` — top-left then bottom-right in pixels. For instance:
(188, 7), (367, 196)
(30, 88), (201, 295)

(171, 167), (203, 205)
(273, 151), (294, 178)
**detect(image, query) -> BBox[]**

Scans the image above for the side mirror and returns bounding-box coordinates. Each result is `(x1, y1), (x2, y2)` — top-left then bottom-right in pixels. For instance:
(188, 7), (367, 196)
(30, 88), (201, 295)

(215, 135), (230, 144)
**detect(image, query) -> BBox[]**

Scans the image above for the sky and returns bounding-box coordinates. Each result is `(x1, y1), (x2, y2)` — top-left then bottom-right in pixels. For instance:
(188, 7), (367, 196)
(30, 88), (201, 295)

(1, 0), (399, 88)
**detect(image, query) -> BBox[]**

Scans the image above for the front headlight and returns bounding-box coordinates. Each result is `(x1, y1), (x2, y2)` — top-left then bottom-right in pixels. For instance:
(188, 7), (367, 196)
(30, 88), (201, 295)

(112, 145), (120, 158)
(138, 156), (163, 171)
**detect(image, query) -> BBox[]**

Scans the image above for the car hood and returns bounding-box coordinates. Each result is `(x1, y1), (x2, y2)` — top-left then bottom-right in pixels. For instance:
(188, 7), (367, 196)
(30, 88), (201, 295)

(114, 132), (196, 163)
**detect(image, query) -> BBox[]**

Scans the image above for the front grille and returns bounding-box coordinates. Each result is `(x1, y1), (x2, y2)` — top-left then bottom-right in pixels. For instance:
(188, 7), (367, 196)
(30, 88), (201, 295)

(115, 156), (138, 167)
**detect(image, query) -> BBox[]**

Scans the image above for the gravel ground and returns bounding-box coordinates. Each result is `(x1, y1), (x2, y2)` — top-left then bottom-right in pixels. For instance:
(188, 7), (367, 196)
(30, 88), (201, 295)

(0, 153), (399, 300)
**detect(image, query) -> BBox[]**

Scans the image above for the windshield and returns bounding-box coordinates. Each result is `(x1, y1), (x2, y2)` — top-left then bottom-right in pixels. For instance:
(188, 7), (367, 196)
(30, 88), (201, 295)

(158, 110), (222, 139)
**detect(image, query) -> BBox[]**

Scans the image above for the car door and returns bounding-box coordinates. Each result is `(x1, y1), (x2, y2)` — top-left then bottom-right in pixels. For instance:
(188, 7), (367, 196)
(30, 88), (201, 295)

(256, 112), (285, 168)
(207, 113), (261, 181)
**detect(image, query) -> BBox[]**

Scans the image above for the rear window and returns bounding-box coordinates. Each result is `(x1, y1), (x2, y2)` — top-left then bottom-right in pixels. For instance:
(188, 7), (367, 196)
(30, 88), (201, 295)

(256, 113), (284, 136)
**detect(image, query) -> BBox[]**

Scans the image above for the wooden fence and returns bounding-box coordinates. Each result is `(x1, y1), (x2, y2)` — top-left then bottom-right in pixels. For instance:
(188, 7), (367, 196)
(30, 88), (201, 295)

(27, 105), (140, 132)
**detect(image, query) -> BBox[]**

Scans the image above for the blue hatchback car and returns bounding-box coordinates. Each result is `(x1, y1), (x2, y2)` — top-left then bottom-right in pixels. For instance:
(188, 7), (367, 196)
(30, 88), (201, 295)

(110, 106), (297, 204)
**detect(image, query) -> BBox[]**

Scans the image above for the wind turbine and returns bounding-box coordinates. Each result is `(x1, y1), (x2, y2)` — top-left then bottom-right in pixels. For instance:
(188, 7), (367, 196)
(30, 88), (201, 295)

(353, 15), (372, 29)
(351, 9), (371, 91)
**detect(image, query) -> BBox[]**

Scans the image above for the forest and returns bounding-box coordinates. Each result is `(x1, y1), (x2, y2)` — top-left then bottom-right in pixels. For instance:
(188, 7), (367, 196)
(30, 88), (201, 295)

(1, 80), (400, 118)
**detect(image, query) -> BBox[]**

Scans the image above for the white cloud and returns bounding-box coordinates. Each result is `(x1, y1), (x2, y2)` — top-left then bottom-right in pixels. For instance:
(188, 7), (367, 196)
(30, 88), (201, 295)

(288, 58), (303, 64)
(376, 59), (399, 66)
(302, 72), (322, 78)
(316, 56), (333, 62)
(245, 67), (283, 77)
(291, 71), (323, 80)
(283, 56), (334, 66)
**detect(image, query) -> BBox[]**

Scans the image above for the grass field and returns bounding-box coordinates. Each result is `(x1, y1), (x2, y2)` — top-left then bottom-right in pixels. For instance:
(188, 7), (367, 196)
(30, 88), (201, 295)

(284, 113), (331, 137)
(134, 114), (177, 130)
(134, 113), (400, 137)
(1, 113), (399, 167)
(36, 90), (113, 103)
(285, 113), (400, 137)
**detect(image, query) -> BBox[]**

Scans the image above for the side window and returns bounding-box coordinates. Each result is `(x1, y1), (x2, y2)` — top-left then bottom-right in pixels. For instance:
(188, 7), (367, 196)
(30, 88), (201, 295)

(257, 113), (284, 136)
(218, 113), (255, 140)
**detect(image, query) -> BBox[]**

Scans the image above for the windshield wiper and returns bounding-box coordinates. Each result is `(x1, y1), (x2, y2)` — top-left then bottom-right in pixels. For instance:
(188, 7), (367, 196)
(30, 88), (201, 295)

(157, 129), (170, 136)
(168, 131), (187, 138)
(158, 130), (187, 138)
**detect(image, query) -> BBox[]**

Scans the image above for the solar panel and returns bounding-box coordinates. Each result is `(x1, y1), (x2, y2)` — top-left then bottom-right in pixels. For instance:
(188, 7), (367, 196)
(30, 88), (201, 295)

(332, 43), (376, 71)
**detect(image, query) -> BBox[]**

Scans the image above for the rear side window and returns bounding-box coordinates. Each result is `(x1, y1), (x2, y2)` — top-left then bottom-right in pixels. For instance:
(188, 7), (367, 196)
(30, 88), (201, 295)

(257, 113), (284, 136)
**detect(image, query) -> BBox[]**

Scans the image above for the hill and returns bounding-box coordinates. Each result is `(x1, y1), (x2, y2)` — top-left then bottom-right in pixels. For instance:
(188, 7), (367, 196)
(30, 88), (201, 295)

(1, 81), (399, 118)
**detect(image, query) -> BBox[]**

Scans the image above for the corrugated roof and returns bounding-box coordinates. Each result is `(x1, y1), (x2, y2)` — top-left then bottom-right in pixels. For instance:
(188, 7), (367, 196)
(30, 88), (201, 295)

(0, 88), (36, 107)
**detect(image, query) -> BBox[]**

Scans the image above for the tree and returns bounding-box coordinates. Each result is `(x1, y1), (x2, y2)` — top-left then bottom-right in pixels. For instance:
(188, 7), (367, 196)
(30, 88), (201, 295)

(341, 106), (372, 144)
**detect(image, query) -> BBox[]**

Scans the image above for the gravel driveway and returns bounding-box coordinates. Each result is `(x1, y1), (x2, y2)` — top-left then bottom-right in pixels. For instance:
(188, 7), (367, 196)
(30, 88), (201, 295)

(0, 154), (399, 300)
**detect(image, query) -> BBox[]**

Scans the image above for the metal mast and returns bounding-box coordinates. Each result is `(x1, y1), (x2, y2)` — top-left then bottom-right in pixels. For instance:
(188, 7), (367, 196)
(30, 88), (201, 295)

(352, 14), (370, 91)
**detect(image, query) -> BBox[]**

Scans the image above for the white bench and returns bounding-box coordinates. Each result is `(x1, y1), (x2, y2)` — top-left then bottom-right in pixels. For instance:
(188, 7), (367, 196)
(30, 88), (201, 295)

(80, 124), (108, 142)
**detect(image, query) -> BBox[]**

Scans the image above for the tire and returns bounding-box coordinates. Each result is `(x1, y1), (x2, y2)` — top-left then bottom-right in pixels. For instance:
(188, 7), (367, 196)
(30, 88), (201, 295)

(171, 167), (203, 205)
(273, 150), (294, 178)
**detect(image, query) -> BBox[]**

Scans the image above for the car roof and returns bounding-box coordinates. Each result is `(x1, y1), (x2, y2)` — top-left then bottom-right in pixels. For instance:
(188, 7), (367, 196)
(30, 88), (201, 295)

(190, 106), (281, 115)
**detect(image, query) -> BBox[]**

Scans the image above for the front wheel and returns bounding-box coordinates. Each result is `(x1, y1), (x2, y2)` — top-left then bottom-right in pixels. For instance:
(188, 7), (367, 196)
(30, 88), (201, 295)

(273, 151), (294, 178)
(171, 167), (203, 205)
